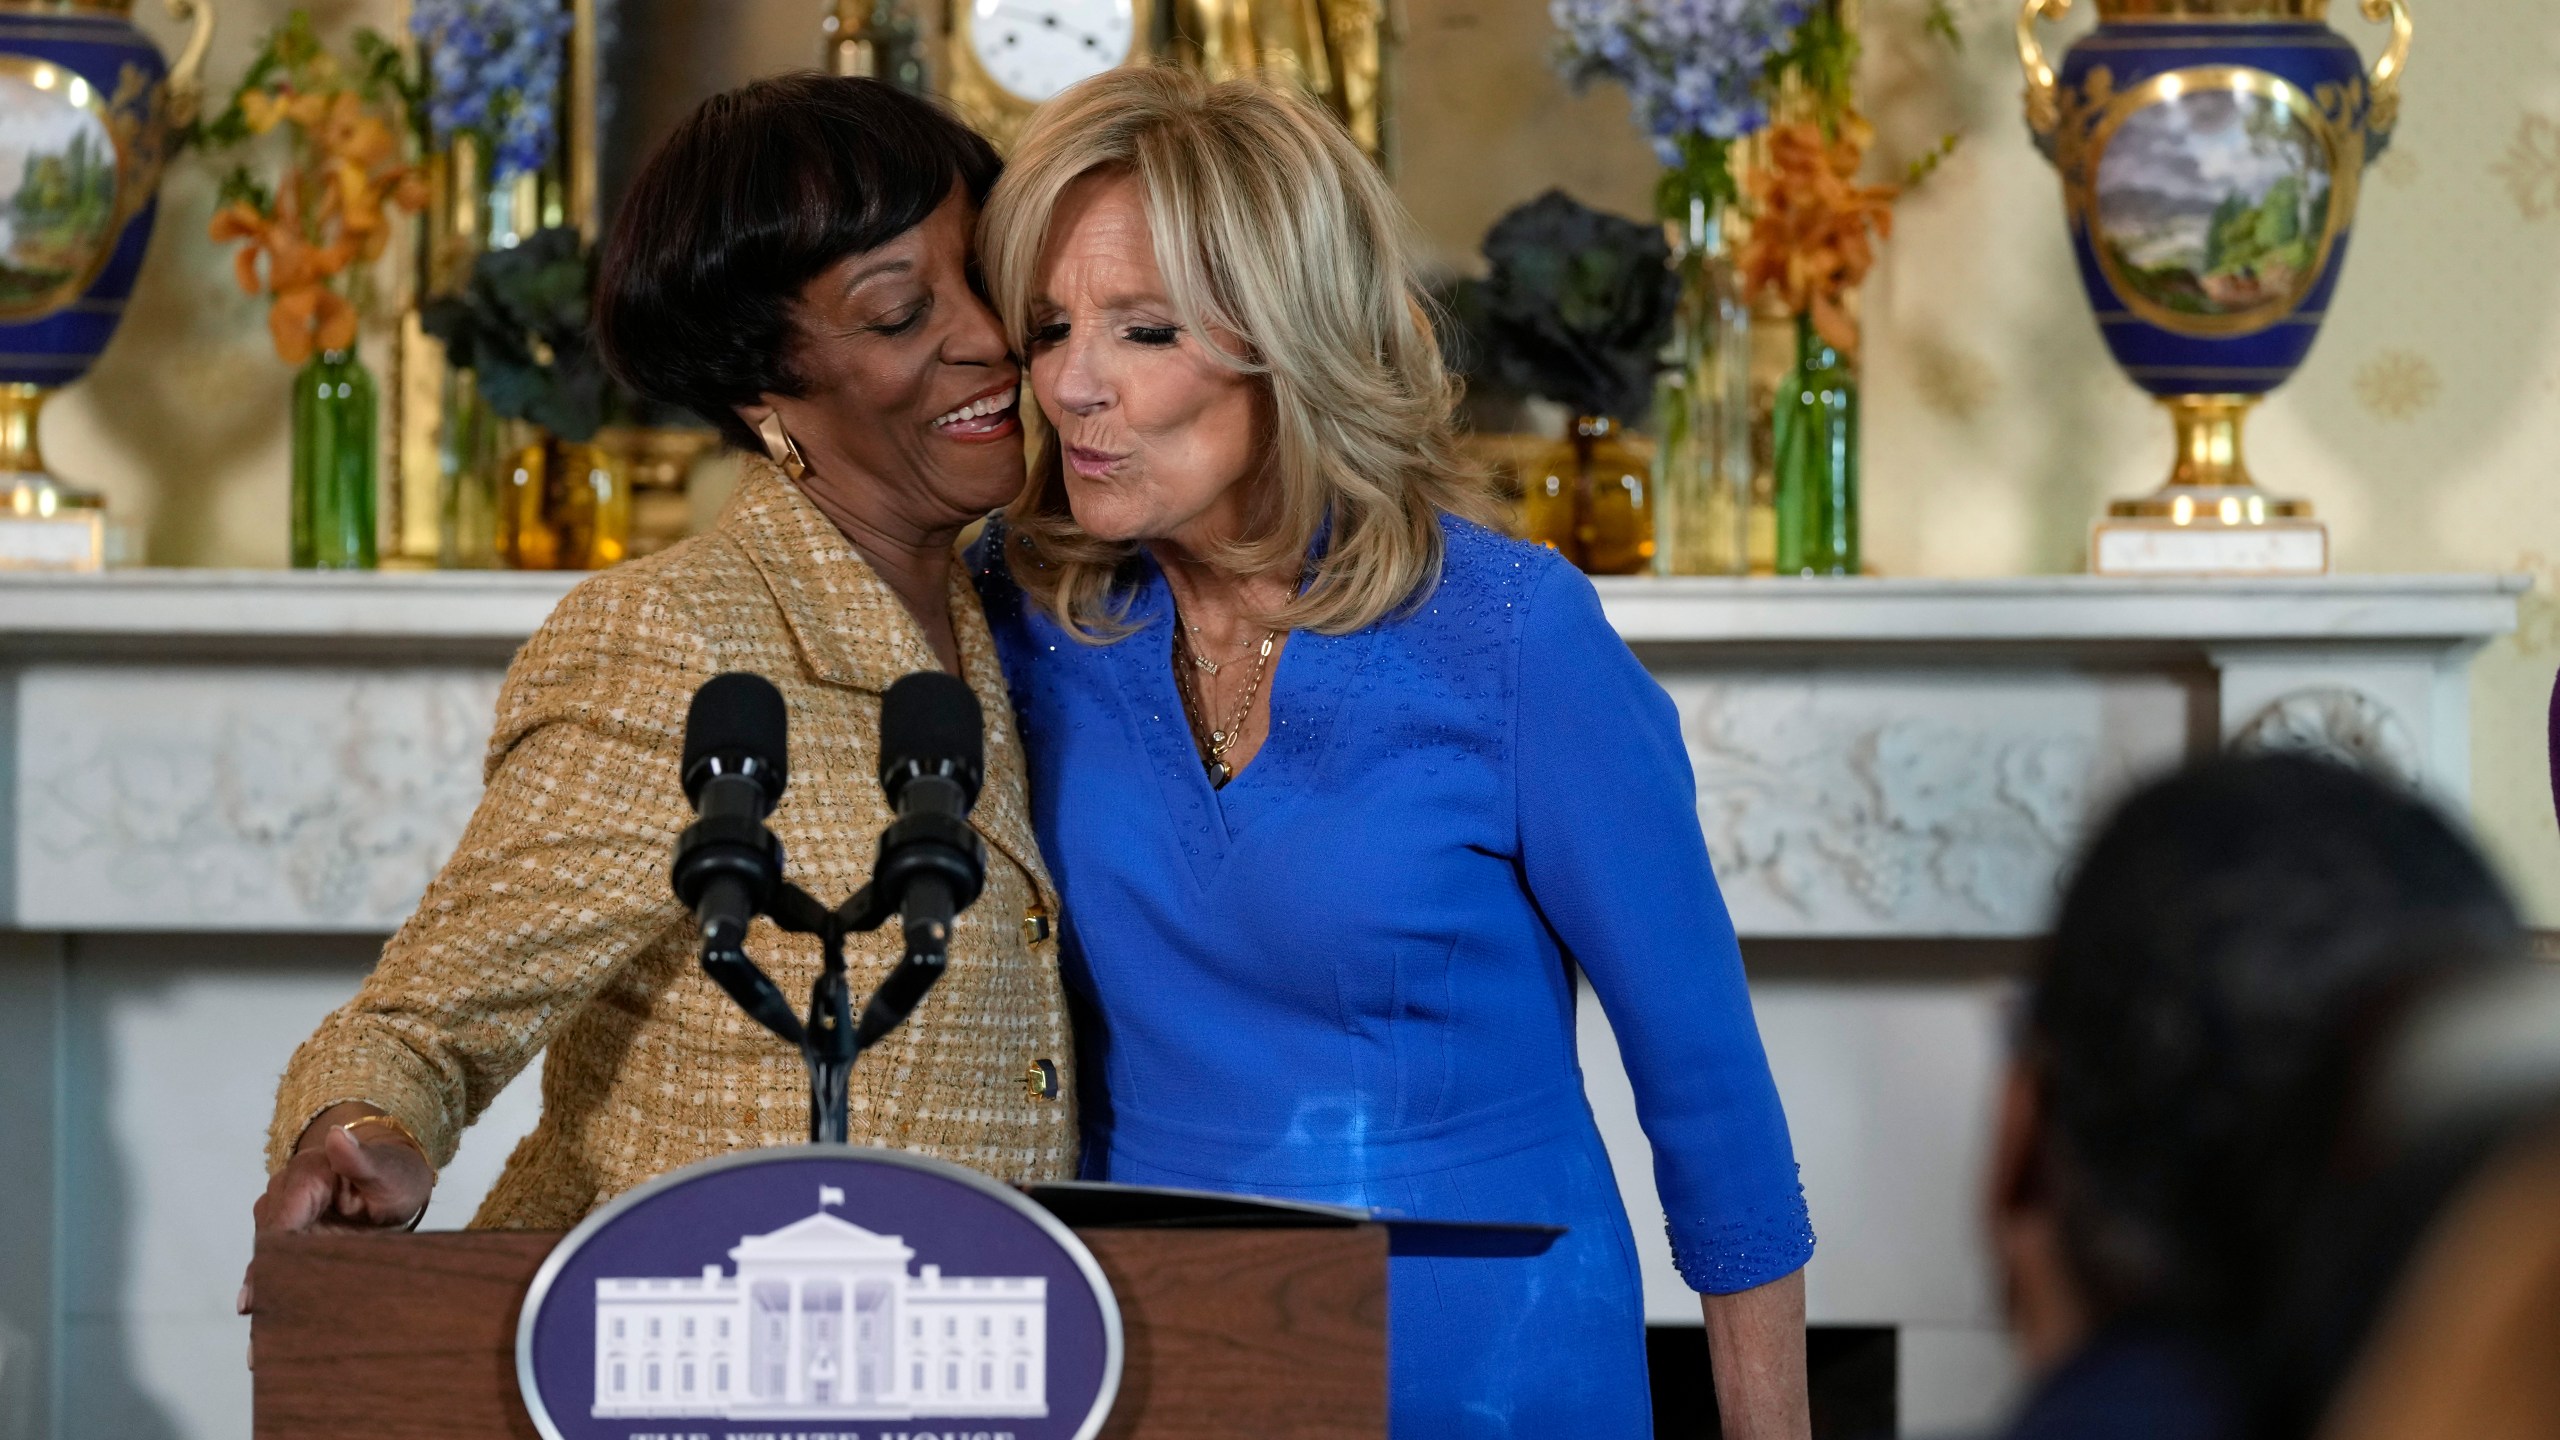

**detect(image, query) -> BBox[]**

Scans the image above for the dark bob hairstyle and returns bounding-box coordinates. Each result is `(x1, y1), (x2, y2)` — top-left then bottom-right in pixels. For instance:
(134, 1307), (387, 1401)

(595, 73), (1000, 453)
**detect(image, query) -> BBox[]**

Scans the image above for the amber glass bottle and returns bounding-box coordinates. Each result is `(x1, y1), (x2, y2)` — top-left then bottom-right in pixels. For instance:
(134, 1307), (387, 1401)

(1523, 414), (1654, 576)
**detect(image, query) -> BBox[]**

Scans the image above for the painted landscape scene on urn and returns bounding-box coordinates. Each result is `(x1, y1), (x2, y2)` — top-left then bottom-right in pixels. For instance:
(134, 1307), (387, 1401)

(0, 66), (120, 319)
(2093, 79), (2336, 332)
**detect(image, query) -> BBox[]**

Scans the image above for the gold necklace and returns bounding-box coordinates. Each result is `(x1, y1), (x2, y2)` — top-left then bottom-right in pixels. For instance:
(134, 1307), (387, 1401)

(1176, 624), (1278, 785)
(1181, 617), (1257, 676)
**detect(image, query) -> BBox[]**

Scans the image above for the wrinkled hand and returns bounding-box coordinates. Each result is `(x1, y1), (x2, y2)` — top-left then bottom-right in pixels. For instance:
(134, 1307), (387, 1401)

(239, 1103), (434, 1314)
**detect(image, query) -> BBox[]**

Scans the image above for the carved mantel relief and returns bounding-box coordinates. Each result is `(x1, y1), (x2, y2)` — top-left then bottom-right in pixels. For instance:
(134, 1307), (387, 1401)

(1667, 675), (2188, 936)
(2231, 686), (2423, 785)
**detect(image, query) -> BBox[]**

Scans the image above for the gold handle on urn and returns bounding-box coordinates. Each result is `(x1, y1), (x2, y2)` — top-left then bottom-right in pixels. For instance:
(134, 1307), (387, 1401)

(107, 0), (218, 232)
(162, 0), (217, 130)
(2016, 0), (2073, 144)
(2358, 0), (2411, 136)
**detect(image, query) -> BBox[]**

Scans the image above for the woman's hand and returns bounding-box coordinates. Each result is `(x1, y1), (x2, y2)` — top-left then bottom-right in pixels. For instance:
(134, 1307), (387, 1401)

(238, 1102), (435, 1314)
(1702, 1267), (1812, 1440)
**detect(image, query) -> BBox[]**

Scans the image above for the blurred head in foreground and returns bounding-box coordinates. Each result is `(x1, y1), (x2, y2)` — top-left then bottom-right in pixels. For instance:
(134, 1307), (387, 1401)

(1988, 753), (2525, 1439)
(2265, 963), (2560, 1440)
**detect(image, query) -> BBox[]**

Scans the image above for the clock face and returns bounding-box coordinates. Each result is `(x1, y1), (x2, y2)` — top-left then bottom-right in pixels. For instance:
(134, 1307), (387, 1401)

(967, 0), (1137, 104)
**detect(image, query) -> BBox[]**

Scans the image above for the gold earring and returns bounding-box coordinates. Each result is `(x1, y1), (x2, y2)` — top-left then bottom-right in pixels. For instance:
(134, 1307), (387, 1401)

(756, 412), (809, 482)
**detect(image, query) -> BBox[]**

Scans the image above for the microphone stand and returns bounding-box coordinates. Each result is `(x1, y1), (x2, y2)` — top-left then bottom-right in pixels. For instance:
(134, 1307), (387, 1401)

(698, 879), (953, 1144)
(690, 771), (979, 1146)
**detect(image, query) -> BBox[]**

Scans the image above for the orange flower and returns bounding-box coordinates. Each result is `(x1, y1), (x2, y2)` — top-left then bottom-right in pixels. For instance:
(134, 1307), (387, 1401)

(327, 108), (400, 171)
(335, 159), (380, 224)
(207, 199), (264, 243)
(205, 76), (428, 365)
(240, 89), (287, 136)
(268, 283), (358, 367)
(273, 231), (335, 292)
(208, 201), (269, 294)
(1738, 118), (1900, 359)
(283, 90), (331, 131)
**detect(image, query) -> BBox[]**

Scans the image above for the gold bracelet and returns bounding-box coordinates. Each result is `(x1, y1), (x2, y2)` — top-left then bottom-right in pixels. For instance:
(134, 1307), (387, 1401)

(337, 1112), (436, 1231)
(337, 1110), (425, 1153)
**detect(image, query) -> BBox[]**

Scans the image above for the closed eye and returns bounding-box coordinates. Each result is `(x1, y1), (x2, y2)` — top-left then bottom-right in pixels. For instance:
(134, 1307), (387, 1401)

(1124, 325), (1179, 347)
(871, 300), (929, 337)
(1028, 320), (1070, 347)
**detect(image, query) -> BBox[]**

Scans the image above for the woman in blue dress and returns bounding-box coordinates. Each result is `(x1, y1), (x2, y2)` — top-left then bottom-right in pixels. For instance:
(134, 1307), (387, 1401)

(971, 68), (1815, 1437)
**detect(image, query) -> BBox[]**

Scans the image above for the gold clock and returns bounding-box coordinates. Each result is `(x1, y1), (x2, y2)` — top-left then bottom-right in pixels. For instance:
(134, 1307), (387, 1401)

(943, 0), (1153, 145)
(935, 0), (1386, 157)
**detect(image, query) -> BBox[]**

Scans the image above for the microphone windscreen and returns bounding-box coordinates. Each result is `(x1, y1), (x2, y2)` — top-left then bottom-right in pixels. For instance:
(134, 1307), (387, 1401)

(881, 671), (984, 804)
(682, 672), (789, 805)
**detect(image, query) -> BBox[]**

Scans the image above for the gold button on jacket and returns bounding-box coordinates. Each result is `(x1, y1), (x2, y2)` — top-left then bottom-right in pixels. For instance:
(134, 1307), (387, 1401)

(264, 461), (1076, 1228)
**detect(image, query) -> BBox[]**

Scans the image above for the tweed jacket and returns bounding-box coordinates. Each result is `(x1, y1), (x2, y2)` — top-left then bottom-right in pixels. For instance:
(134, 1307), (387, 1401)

(266, 461), (1075, 1228)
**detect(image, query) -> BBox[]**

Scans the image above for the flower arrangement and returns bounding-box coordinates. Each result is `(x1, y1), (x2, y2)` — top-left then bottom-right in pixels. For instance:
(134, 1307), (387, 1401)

(1737, 118), (1897, 359)
(1734, 0), (1953, 356)
(198, 13), (427, 365)
(410, 0), (573, 181)
(1552, 0), (1811, 214)
(1551, 0), (1958, 578)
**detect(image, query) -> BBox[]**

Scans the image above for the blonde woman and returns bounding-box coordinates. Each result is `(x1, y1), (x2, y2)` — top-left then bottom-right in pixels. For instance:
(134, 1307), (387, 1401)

(968, 67), (1813, 1437)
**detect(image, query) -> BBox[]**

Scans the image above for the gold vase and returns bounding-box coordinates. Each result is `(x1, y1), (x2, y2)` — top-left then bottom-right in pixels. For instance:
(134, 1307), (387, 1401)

(595, 423), (717, 558)
(494, 428), (631, 571)
(1523, 414), (1655, 577)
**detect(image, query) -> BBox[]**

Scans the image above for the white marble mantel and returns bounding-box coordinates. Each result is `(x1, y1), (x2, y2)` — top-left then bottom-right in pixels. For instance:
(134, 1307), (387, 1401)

(0, 565), (2521, 645)
(1598, 572), (2524, 645)
(0, 567), (582, 651)
(0, 566), (2524, 1439)
(0, 567), (2521, 934)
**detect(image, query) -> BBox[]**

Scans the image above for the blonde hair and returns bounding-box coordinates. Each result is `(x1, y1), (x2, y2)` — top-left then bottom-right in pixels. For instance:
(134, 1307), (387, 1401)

(978, 65), (1498, 639)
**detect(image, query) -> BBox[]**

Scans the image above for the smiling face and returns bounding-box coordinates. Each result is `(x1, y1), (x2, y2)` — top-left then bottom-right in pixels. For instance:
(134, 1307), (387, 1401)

(747, 187), (1024, 537)
(1025, 169), (1267, 554)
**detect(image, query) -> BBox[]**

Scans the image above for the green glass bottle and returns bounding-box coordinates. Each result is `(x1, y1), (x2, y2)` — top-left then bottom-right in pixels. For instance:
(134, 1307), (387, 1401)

(1772, 313), (1859, 578)
(291, 349), (378, 570)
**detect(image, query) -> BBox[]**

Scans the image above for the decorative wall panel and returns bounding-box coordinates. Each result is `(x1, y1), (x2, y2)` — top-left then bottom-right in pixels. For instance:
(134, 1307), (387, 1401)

(16, 668), (500, 931)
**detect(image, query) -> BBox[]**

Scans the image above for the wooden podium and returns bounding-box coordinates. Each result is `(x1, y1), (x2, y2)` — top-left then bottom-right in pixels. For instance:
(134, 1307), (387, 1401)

(250, 1222), (1387, 1439)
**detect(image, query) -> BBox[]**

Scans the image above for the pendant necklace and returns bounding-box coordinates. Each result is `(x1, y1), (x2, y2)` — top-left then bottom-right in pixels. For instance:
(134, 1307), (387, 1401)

(1176, 624), (1278, 786)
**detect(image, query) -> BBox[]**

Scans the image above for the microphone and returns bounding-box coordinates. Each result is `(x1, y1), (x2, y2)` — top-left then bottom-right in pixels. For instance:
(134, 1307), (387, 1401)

(665, 668), (988, 1143)
(857, 672), (988, 1046)
(672, 673), (789, 953)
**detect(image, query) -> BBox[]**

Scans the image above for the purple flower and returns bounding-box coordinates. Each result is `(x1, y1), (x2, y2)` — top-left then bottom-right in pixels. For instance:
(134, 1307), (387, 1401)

(1554, 0), (1809, 155)
(412, 0), (572, 180)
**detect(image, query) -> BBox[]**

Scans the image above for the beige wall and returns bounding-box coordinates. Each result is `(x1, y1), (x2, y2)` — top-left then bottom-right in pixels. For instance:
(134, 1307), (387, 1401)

(48, 0), (2560, 917)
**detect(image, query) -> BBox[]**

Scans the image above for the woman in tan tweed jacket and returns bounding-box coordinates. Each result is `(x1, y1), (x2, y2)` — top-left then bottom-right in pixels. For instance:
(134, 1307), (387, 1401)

(244, 77), (1066, 1270)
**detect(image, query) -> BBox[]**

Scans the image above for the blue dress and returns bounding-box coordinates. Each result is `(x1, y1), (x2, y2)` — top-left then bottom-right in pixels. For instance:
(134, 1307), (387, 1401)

(971, 516), (1813, 1436)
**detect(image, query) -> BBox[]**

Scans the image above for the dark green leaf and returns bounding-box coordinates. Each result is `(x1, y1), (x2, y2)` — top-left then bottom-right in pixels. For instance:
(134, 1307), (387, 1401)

(422, 227), (649, 435)
(212, 165), (270, 212)
(1769, 0), (1859, 135)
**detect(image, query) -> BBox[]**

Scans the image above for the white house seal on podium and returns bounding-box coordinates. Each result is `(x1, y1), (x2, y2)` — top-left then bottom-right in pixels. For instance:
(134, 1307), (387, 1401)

(516, 1147), (1121, 1440)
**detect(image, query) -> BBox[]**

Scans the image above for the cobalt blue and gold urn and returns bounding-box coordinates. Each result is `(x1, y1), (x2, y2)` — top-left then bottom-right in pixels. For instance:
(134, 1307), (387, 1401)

(0, 0), (211, 534)
(2020, 0), (2409, 575)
